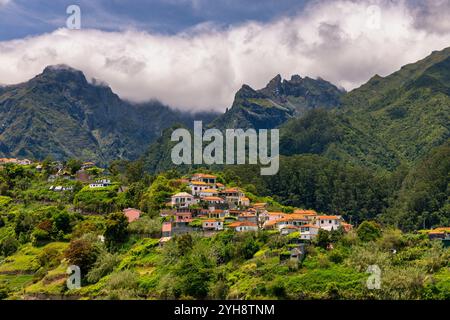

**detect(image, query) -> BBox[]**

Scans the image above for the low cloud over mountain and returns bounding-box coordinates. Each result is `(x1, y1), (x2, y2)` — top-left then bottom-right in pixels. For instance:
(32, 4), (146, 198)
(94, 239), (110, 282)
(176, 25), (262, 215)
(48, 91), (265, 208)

(0, 0), (449, 112)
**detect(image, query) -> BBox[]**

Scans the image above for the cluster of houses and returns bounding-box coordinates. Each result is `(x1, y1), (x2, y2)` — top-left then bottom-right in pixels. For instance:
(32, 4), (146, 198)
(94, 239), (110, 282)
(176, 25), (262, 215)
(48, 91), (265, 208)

(159, 173), (353, 243)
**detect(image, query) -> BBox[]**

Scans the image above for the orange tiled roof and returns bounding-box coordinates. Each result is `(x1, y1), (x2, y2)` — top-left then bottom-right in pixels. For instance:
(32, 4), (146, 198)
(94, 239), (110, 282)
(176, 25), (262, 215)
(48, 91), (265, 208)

(202, 196), (223, 201)
(294, 209), (317, 215)
(193, 173), (217, 179)
(239, 212), (256, 217)
(268, 212), (285, 216)
(191, 181), (208, 185)
(229, 221), (257, 228)
(203, 219), (221, 223)
(433, 227), (450, 232)
(316, 215), (341, 220)
(201, 188), (218, 193)
(221, 188), (241, 193)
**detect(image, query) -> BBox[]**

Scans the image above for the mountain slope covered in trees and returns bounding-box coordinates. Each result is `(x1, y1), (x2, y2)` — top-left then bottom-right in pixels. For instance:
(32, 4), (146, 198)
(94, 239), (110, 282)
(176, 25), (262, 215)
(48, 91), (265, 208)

(0, 65), (217, 163)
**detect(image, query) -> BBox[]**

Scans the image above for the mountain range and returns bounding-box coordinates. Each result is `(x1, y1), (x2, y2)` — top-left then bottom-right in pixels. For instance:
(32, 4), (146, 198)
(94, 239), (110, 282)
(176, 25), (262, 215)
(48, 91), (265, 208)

(0, 47), (449, 174)
(0, 65), (216, 164)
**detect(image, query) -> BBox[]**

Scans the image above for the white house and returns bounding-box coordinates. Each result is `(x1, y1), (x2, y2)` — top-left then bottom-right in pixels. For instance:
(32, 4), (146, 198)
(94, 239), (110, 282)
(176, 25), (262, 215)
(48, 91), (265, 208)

(171, 192), (196, 208)
(299, 224), (320, 240)
(228, 221), (258, 232)
(199, 188), (218, 197)
(202, 219), (223, 231)
(190, 181), (210, 196)
(191, 173), (217, 185)
(89, 179), (112, 188)
(314, 215), (342, 231)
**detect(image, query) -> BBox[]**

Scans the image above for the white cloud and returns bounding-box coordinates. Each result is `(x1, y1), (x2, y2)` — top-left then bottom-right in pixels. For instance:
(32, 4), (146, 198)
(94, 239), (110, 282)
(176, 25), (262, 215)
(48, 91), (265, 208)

(0, 0), (11, 7)
(0, 0), (449, 112)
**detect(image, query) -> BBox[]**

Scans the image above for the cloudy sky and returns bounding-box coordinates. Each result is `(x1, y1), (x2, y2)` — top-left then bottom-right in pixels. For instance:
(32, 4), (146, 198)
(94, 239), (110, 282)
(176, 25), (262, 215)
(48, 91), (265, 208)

(0, 0), (449, 112)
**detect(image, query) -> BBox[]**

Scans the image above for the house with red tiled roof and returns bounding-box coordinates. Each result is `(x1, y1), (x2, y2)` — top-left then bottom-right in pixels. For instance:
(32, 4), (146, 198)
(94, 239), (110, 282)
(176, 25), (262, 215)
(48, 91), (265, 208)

(228, 221), (258, 232)
(208, 209), (227, 219)
(267, 212), (286, 221)
(238, 212), (257, 223)
(175, 211), (193, 223)
(202, 219), (223, 231)
(199, 188), (219, 197)
(171, 192), (196, 208)
(191, 173), (217, 184)
(314, 215), (343, 231)
(189, 181), (210, 196)
(123, 208), (141, 223)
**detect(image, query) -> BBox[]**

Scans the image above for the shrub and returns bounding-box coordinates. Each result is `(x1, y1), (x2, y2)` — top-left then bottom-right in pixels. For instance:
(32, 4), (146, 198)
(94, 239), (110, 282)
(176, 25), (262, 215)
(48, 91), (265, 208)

(64, 235), (101, 274)
(86, 251), (120, 283)
(357, 221), (382, 242)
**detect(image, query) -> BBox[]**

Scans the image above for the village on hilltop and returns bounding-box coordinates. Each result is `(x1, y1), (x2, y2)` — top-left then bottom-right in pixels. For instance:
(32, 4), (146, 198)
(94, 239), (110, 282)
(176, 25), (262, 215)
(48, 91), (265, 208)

(159, 173), (354, 244)
(1, 158), (449, 249)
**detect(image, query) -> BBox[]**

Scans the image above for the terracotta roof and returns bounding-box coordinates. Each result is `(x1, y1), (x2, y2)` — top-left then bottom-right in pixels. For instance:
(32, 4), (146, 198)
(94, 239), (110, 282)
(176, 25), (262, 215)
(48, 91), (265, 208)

(284, 214), (308, 220)
(216, 183), (224, 187)
(268, 212), (285, 216)
(433, 227), (450, 232)
(316, 215), (341, 220)
(253, 203), (267, 207)
(192, 173), (217, 179)
(203, 219), (221, 223)
(429, 231), (445, 235)
(123, 208), (141, 223)
(264, 220), (279, 227)
(202, 196), (223, 201)
(221, 188), (241, 193)
(201, 189), (218, 193)
(294, 209), (318, 215)
(229, 221), (257, 228)
(190, 181), (208, 185)
(172, 192), (193, 198)
(239, 212), (256, 217)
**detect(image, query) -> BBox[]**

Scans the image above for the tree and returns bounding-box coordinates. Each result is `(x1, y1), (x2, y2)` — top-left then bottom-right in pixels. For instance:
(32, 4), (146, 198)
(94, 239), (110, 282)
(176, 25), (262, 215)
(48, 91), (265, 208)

(65, 236), (100, 274)
(315, 229), (331, 249)
(52, 211), (73, 235)
(104, 213), (129, 249)
(66, 159), (83, 174)
(357, 221), (382, 242)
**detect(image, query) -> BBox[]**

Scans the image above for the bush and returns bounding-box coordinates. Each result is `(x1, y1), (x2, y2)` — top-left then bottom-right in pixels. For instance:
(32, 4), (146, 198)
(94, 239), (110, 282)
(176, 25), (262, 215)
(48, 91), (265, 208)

(86, 251), (120, 283)
(0, 236), (19, 256)
(38, 246), (61, 268)
(357, 221), (382, 242)
(103, 270), (141, 299)
(64, 235), (101, 274)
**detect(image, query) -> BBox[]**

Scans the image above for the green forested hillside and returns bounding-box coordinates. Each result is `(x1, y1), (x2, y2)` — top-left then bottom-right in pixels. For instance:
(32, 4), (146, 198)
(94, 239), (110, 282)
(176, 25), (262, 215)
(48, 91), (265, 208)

(0, 164), (448, 300)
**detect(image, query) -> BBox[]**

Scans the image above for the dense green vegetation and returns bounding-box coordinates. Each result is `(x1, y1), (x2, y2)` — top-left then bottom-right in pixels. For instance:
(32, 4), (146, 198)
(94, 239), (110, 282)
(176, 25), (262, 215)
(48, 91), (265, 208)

(0, 161), (448, 300)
